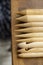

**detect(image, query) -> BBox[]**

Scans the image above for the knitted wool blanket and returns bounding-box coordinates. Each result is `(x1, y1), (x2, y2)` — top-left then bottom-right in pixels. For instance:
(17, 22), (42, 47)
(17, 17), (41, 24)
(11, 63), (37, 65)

(0, 0), (11, 39)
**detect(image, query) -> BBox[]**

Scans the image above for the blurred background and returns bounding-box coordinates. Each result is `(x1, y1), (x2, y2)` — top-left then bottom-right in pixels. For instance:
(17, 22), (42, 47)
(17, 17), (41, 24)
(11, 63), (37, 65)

(0, 0), (12, 65)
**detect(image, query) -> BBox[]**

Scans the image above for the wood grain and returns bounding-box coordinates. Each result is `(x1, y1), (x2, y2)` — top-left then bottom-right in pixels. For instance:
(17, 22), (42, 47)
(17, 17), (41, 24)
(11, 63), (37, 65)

(11, 0), (19, 65)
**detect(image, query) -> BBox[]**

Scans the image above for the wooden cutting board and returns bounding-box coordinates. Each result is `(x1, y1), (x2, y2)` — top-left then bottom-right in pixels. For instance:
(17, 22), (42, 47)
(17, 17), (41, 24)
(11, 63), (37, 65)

(11, 0), (43, 65)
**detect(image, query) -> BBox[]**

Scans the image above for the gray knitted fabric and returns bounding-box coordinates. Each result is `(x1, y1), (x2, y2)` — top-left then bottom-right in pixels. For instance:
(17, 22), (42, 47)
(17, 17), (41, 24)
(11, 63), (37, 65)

(0, 0), (11, 39)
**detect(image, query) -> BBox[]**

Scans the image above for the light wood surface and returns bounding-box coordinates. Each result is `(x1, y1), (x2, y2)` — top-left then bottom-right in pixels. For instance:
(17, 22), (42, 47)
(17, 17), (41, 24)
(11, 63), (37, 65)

(11, 0), (19, 65)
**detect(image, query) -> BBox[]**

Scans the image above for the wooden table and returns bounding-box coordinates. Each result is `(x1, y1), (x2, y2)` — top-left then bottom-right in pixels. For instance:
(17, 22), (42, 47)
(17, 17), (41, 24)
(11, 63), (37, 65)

(11, 0), (43, 65)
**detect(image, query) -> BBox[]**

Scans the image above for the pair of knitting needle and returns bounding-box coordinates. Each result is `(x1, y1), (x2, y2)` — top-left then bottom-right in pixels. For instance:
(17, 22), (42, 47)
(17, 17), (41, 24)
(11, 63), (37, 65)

(17, 42), (43, 57)
(17, 9), (43, 15)
(17, 9), (43, 23)
(15, 27), (43, 33)
(15, 22), (43, 27)
(16, 37), (43, 42)
(16, 32), (43, 42)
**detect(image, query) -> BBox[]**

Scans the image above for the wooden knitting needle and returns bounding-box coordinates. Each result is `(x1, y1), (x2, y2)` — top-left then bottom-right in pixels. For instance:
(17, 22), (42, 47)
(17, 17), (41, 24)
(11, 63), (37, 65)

(15, 22), (43, 27)
(18, 48), (43, 53)
(17, 38), (43, 42)
(17, 9), (43, 15)
(18, 53), (43, 58)
(15, 27), (43, 33)
(16, 33), (43, 38)
(16, 15), (43, 22)
(17, 42), (43, 48)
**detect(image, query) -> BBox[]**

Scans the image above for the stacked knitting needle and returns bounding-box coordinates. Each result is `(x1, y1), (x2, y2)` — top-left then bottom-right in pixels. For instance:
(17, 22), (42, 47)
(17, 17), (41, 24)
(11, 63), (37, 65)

(15, 9), (43, 58)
